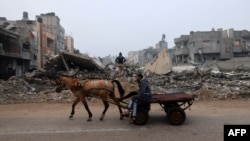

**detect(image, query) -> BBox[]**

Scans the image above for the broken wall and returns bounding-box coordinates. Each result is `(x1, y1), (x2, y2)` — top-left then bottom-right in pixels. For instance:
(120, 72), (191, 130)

(217, 57), (250, 71)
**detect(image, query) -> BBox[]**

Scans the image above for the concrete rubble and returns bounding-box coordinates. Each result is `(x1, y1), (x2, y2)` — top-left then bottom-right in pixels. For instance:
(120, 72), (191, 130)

(144, 48), (172, 74)
(0, 54), (250, 105)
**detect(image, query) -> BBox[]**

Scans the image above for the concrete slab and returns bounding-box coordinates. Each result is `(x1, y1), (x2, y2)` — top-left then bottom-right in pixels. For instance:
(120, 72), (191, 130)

(144, 48), (172, 74)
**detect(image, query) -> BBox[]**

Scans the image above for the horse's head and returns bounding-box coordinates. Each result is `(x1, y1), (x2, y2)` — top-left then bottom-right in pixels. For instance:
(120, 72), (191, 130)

(45, 71), (63, 93)
(49, 74), (68, 92)
(47, 70), (81, 93)
(54, 77), (66, 93)
(55, 75), (79, 93)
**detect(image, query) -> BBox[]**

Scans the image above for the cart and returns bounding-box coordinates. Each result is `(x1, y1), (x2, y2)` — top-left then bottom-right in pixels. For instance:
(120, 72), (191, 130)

(129, 92), (195, 125)
(112, 84), (200, 126)
(105, 84), (201, 125)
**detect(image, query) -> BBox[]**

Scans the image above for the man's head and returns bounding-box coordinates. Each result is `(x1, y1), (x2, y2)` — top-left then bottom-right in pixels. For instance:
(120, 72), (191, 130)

(119, 52), (122, 56)
(136, 73), (143, 82)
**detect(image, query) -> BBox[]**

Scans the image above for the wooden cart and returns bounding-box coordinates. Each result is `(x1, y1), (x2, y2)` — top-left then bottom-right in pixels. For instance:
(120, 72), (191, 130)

(107, 84), (201, 125)
(129, 92), (195, 125)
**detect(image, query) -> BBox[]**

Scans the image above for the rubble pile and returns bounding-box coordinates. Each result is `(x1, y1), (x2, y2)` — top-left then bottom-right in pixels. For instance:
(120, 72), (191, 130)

(0, 75), (75, 104)
(148, 68), (250, 100)
(0, 65), (250, 105)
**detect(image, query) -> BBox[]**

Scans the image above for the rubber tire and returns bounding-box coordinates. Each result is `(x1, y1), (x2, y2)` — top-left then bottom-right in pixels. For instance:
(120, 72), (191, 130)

(164, 103), (178, 114)
(134, 108), (149, 125)
(167, 107), (186, 125)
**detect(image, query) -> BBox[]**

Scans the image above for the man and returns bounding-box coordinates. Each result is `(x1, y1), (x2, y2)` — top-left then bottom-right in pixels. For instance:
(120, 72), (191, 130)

(115, 52), (126, 76)
(124, 73), (152, 124)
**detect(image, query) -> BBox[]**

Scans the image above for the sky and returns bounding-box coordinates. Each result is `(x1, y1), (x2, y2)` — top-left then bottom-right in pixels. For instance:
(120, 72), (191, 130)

(1, 0), (250, 57)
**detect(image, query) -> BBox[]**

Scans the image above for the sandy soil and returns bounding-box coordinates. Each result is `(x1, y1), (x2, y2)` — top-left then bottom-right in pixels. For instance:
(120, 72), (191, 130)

(0, 99), (250, 141)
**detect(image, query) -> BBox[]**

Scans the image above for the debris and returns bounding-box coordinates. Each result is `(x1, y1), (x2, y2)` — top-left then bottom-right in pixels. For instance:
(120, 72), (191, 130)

(1, 55), (250, 105)
(144, 48), (172, 74)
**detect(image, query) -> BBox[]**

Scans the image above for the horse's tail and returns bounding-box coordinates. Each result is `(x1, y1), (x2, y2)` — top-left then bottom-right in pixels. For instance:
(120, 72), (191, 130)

(111, 80), (125, 98)
(120, 91), (138, 101)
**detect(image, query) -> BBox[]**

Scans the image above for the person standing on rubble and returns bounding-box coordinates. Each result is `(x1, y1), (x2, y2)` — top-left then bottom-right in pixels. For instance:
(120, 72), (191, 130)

(115, 52), (126, 76)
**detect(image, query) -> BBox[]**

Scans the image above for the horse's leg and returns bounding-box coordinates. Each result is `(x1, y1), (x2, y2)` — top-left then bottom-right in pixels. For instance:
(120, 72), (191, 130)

(100, 100), (109, 121)
(74, 90), (93, 121)
(69, 98), (80, 119)
(81, 99), (93, 121)
(109, 92), (124, 120)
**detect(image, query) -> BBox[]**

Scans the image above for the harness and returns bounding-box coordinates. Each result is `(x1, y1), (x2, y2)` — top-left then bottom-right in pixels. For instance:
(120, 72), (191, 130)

(72, 79), (114, 99)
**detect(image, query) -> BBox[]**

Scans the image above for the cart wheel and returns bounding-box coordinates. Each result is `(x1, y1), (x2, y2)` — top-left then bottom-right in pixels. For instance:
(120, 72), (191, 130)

(164, 103), (178, 114)
(167, 107), (186, 125)
(134, 108), (149, 125)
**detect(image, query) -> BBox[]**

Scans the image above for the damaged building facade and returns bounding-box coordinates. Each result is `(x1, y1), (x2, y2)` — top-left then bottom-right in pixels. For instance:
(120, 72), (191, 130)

(64, 35), (74, 53)
(0, 12), (70, 79)
(0, 25), (26, 80)
(174, 28), (250, 64)
(36, 12), (65, 56)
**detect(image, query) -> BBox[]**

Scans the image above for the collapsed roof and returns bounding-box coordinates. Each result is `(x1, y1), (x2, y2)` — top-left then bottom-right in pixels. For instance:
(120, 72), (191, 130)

(45, 51), (104, 72)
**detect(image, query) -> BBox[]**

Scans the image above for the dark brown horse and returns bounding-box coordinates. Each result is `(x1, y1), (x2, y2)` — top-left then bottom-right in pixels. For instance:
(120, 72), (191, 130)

(54, 75), (125, 121)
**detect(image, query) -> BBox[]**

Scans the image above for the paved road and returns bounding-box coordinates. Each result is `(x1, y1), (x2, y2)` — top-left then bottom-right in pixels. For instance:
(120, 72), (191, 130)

(0, 99), (250, 141)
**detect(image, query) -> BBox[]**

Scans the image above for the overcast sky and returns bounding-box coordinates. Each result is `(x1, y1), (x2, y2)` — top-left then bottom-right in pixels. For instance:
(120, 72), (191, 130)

(1, 0), (250, 57)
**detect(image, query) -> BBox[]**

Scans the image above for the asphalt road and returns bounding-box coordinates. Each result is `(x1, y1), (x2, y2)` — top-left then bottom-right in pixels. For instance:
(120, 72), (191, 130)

(0, 99), (250, 141)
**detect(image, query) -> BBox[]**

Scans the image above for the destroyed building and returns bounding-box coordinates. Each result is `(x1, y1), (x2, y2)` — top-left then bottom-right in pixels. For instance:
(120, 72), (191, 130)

(45, 51), (104, 73)
(64, 35), (74, 53)
(0, 26), (26, 80)
(0, 12), (70, 79)
(174, 28), (250, 65)
(36, 12), (65, 55)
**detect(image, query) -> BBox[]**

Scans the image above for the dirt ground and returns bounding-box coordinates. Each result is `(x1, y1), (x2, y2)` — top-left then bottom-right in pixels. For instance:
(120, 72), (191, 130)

(1, 98), (249, 118)
(0, 98), (250, 141)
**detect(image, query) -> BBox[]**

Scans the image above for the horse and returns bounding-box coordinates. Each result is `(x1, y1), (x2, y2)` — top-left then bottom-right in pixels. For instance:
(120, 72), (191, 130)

(54, 75), (125, 121)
